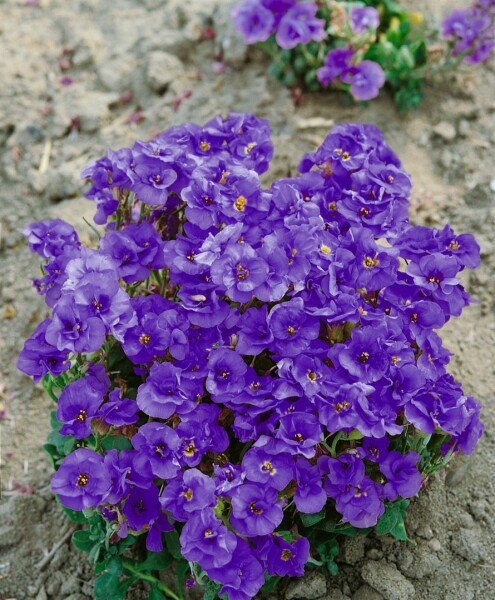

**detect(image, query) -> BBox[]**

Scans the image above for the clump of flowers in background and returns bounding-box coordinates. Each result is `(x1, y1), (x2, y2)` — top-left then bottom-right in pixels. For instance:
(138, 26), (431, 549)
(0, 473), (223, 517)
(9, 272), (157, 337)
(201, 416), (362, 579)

(232, 0), (494, 110)
(19, 113), (483, 599)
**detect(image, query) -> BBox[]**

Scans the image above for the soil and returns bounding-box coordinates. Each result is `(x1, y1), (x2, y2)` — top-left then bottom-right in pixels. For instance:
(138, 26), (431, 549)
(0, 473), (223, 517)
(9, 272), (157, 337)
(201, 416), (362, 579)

(0, 0), (494, 599)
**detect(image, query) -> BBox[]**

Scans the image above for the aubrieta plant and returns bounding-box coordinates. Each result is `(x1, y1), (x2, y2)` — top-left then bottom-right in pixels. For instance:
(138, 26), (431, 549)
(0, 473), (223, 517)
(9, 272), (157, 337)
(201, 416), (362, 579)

(19, 113), (483, 600)
(232, 0), (495, 111)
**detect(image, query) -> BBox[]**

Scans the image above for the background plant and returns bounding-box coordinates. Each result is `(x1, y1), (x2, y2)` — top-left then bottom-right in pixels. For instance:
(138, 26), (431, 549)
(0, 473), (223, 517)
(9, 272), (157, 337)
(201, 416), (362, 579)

(232, 0), (495, 111)
(19, 113), (483, 599)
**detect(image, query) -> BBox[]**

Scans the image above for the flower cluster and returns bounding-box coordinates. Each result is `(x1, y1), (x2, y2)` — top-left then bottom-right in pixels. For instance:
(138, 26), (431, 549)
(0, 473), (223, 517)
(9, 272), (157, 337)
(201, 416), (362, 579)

(442, 0), (495, 64)
(19, 113), (483, 600)
(232, 0), (493, 110)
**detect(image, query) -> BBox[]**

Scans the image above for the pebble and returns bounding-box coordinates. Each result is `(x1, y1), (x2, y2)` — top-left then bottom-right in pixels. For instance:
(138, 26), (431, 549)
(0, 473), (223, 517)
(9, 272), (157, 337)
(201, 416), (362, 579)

(352, 584), (384, 600)
(285, 571), (327, 600)
(146, 51), (184, 93)
(367, 549), (384, 560)
(428, 539), (442, 552)
(415, 525), (434, 540)
(490, 179), (495, 192)
(450, 528), (485, 564)
(432, 121), (457, 142)
(361, 561), (416, 600)
(35, 587), (47, 600)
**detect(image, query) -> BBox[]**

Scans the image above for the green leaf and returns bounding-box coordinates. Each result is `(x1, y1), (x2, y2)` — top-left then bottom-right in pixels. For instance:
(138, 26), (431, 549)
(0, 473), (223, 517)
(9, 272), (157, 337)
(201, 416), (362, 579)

(72, 530), (95, 553)
(376, 500), (410, 537)
(62, 505), (89, 524)
(261, 575), (281, 594)
(164, 529), (183, 560)
(101, 436), (133, 451)
(94, 573), (124, 600)
(203, 580), (222, 600)
(106, 557), (124, 576)
(63, 436), (77, 455)
(176, 558), (190, 600)
(149, 589), (167, 600)
(389, 520), (409, 541)
(137, 552), (173, 573)
(300, 509), (326, 528)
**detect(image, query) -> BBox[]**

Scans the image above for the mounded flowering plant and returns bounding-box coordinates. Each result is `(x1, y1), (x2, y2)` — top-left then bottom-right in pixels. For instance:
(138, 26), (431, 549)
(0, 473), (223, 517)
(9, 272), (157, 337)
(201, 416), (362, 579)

(19, 113), (483, 600)
(232, 0), (495, 111)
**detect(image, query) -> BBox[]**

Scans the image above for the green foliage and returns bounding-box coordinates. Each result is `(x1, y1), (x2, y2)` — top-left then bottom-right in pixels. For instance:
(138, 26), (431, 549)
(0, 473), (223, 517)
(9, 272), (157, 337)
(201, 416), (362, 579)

(376, 499), (411, 541)
(256, 0), (436, 110)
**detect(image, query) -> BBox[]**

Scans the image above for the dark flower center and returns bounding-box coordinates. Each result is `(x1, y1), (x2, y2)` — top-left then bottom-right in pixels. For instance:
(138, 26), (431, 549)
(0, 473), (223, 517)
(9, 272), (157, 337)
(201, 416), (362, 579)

(204, 528), (213, 538)
(139, 333), (151, 345)
(410, 313), (418, 323)
(333, 401), (350, 413)
(359, 207), (371, 217)
(261, 460), (275, 475)
(155, 444), (165, 456)
(234, 196), (247, 212)
(363, 256), (379, 268)
(281, 549), (294, 561)
(236, 263), (249, 280)
(76, 473), (89, 487)
(307, 370), (318, 382)
(358, 351), (370, 363)
(186, 251), (195, 263)
(75, 409), (88, 422)
(293, 432), (304, 443)
(249, 501), (264, 515)
(184, 442), (197, 457)
(286, 325), (296, 336)
(91, 299), (103, 310)
(180, 488), (193, 502)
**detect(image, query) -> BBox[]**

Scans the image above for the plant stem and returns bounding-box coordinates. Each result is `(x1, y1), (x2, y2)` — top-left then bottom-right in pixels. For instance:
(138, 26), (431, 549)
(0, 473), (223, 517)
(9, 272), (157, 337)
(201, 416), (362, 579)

(123, 561), (181, 600)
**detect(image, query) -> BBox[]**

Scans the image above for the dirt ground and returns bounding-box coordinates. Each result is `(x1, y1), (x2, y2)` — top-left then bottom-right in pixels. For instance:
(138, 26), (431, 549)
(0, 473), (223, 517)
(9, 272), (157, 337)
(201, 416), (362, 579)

(0, 0), (494, 599)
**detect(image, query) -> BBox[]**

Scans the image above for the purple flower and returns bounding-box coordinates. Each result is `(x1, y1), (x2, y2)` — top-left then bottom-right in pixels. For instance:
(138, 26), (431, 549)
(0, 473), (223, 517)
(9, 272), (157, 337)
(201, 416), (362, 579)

(45, 295), (107, 353)
(277, 412), (322, 458)
(98, 388), (139, 427)
(268, 297), (320, 357)
(17, 320), (69, 382)
(123, 485), (161, 531)
(57, 374), (108, 438)
(206, 348), (247, 397)
(317, 48), (355, 86)
(131, 422), (181, 479)
(206, 538), (265, 600)
(137, 361), (199, 419)
(232, 0), (276, 44)
(350, 7), (380, 34)
(380, 451), (422, 501)
(210, 243), (270, 303)
(242, 445), (294, 490)
(294, 457), (327, 514)
(275, 2), (327, 50)
(160, 468), (216, 521)
(236, 305), (274, 355)
(230, 483), (284, 536)
(51, 448), (110, 511)
(180, 508), (238, 569)
(23, 219), (80, 259)
(341, 60), (386, 101)
(266, 535), (310, 577)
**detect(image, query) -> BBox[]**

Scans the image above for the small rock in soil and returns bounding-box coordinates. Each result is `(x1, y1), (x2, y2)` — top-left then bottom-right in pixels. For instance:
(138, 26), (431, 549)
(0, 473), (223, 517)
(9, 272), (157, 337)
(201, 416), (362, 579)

(285, 571), (327, 600)
(450, 528), (485, 564)
(361, 561), (415, 600)
(146, 51), (184, 93)
(352, 584), (384, 600)
(433, 121), (457, 142)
